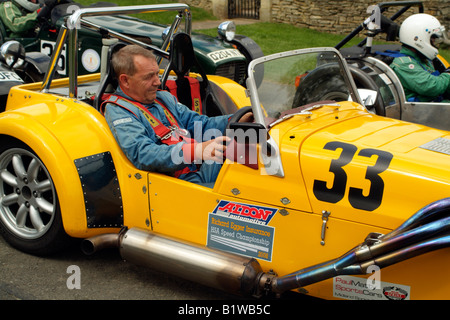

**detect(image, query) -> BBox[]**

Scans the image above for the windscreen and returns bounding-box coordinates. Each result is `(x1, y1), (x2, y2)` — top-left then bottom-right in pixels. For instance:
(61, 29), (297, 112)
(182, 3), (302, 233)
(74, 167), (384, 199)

(250, 50), (352, 123)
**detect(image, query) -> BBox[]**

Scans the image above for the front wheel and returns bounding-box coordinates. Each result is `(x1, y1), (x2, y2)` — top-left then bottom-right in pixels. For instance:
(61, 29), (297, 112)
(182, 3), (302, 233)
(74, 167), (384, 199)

(0, 140), (70, 255)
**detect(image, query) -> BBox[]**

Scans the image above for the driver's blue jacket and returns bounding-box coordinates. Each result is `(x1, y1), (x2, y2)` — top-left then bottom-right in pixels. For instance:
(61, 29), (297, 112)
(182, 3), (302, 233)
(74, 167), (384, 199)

(103, 87), (231, 184)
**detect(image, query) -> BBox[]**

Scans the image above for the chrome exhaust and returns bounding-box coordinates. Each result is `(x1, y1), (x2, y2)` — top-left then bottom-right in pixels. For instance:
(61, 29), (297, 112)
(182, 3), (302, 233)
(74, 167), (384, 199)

(270, 198), (450, 294)
(83, 228), (263, 296)
(381, 197), (450, 240)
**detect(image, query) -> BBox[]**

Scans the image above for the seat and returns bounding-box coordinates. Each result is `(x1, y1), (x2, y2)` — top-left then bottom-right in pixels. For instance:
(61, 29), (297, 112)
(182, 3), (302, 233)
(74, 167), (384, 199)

(160, 32), (224, 116)
(93, 41), (126, 111)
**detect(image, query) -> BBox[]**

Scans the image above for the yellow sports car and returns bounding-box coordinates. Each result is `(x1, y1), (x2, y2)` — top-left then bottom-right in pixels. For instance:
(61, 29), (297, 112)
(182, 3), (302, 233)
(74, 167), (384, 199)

(0, 4), (449, 300)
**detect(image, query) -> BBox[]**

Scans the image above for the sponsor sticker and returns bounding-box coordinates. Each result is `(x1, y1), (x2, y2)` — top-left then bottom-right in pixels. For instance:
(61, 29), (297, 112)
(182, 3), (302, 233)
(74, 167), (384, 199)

(333, 275), (410, 300)
(212, 200), (277, 225)
(207, 200), (277, 261)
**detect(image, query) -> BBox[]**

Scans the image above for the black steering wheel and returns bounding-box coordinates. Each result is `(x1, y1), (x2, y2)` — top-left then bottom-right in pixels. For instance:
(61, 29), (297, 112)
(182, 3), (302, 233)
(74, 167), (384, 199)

(226, 106), (253, 131)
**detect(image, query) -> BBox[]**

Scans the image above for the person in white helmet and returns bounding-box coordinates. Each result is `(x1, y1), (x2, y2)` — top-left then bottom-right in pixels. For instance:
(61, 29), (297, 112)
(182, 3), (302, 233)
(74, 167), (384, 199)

(0, 0), (57, 37)
(390, 13), (450, 102)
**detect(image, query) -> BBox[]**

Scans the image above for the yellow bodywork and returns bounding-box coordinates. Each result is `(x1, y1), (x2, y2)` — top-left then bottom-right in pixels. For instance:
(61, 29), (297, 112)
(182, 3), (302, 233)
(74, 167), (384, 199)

(1, 72), (450, 300)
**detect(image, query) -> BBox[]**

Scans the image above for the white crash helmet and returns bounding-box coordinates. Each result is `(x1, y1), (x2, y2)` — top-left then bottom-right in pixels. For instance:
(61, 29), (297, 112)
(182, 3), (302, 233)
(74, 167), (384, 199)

(14, 0), (40, 12)
(399, 13), (445, 60)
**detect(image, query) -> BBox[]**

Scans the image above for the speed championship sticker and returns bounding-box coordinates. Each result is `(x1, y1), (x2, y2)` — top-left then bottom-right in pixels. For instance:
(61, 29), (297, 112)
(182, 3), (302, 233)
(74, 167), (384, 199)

(207, 200), (276, 261)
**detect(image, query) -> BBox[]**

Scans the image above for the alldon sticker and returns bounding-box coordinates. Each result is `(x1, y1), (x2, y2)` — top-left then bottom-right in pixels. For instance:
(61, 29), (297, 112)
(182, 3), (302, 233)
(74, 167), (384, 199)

(212, 200), (277, 225)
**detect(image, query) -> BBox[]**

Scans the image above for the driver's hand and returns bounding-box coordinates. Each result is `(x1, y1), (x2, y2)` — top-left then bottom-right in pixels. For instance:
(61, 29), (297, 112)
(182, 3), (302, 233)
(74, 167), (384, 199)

(194, 136), (230, 163)
(238, 112), (254, 123)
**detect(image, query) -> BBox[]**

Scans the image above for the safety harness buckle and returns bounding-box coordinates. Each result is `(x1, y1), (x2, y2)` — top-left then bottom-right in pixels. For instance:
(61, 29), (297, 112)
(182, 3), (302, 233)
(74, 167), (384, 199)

(158, 126), (177, 141)
(158, 126), (189, 141)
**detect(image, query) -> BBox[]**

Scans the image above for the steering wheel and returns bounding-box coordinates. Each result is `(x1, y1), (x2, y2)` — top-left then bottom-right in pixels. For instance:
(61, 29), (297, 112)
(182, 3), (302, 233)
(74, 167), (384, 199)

(226, 106), (253, 131)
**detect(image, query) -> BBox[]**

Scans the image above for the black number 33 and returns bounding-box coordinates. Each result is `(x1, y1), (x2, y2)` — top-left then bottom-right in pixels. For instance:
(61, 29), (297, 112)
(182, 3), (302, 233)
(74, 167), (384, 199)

(313, 141), (393, 211)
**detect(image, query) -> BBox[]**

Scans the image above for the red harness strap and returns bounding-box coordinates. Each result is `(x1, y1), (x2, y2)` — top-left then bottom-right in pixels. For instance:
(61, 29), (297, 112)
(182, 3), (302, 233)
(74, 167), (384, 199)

(165, 77), (202, 114)
(102, 95), (197, 177)
(187, 77), (202, 114)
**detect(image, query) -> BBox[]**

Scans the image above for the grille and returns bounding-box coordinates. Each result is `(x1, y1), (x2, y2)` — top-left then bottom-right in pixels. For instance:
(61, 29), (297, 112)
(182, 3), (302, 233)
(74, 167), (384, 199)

(215, 61), (247, 85)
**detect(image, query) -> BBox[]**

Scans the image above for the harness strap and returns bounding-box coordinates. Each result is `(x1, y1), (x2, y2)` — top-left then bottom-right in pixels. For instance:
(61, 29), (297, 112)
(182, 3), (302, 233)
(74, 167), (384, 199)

(165, 77), (202, 114)
(102, 94), (198, 177)
(186, 77), (202, 114)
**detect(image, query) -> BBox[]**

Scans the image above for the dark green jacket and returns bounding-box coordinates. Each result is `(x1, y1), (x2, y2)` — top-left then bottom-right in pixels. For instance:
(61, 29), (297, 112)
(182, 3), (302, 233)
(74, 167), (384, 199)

(0, 1), (38, 37)
(390, 46), (450, 102)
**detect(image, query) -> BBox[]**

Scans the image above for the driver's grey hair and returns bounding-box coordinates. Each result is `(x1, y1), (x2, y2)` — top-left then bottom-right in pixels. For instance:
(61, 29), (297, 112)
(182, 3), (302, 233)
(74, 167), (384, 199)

(111, 45), (156, 77)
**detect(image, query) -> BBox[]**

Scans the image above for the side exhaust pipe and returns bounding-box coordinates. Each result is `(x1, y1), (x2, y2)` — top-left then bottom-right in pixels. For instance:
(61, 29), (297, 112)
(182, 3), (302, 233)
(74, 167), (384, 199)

(83, 228), (264, 296)
(81, 233), (121, 255)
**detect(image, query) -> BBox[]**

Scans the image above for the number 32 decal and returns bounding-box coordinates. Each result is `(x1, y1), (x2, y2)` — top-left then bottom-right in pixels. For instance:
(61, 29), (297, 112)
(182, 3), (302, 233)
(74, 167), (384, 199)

(313, 141), (393, 211)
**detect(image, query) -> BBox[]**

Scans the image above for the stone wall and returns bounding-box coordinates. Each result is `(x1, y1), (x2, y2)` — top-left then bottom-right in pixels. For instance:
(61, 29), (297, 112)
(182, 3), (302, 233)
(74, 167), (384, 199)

(184, 0), (449, 36)
(184, 0), (213, 12)
(270, 0), (449, 35)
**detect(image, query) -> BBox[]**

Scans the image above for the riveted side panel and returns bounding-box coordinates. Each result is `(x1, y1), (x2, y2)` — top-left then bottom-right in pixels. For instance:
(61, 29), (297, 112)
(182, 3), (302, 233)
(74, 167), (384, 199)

(74, 152), (124, 228)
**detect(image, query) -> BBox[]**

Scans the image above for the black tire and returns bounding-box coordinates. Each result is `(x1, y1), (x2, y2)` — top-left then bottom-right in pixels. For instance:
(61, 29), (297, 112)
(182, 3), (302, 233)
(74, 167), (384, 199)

(292, 64), (349, 108)
(0, 139), (70, 255)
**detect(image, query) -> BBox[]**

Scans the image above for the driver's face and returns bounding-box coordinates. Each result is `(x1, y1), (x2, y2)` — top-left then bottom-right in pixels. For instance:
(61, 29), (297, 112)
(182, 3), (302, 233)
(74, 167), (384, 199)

(119, 55), (161, 105)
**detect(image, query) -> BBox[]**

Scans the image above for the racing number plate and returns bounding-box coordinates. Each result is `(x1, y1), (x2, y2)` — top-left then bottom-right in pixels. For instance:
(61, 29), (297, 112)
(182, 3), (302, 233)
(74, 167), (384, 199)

(313, 141), (393, 211)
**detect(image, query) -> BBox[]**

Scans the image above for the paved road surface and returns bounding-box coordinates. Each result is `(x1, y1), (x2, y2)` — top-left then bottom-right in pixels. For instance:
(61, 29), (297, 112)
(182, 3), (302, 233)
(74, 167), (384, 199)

(0, 235), (243, 300)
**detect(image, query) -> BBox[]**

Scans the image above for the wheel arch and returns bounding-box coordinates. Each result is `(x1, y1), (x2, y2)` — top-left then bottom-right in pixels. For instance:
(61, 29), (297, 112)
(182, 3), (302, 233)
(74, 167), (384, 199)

(0, 119), (88, 238)
(0, 108), (124, 238)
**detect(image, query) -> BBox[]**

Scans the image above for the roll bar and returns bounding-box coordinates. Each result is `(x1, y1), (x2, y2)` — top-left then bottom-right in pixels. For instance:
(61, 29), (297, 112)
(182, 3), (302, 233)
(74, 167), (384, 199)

(40, 3), (192, 98)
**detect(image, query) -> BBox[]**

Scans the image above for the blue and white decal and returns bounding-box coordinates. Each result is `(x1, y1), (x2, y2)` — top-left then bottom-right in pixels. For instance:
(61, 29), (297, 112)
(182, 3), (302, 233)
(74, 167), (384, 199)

(207, 200), (277, 261)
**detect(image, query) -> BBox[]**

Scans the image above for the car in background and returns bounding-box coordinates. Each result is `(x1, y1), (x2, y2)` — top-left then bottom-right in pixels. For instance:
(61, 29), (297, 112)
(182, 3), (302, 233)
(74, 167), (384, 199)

(335, 1), (450, 130)
(1, 1), (262, 86)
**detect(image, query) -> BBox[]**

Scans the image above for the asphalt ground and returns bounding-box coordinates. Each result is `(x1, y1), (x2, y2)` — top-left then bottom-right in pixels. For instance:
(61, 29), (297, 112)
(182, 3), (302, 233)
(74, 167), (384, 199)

(0, 235), (244, 300)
